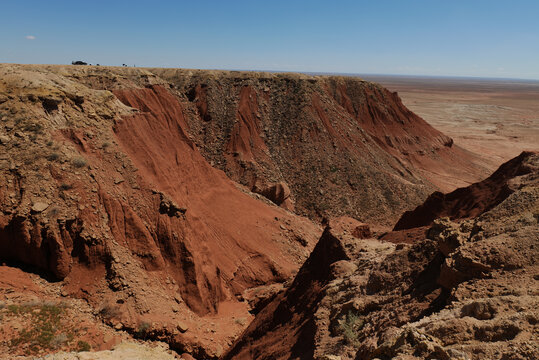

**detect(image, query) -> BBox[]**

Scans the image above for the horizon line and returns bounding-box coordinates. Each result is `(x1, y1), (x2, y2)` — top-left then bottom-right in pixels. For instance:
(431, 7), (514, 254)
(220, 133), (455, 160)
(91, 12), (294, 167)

(3, 61), (539, 83)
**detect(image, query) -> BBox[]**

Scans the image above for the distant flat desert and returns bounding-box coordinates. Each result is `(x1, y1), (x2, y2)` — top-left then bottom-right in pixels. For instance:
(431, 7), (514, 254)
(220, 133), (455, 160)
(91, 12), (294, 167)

(361, 75), (539, 172)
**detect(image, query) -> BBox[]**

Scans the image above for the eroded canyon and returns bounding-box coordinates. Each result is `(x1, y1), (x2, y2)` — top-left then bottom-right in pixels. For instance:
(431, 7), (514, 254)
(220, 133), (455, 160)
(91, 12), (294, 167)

(0, 64), (536, 359)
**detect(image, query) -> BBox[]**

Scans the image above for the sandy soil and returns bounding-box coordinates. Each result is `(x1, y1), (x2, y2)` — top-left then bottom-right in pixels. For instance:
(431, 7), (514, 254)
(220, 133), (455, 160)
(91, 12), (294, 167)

(361, 75), (539, 171)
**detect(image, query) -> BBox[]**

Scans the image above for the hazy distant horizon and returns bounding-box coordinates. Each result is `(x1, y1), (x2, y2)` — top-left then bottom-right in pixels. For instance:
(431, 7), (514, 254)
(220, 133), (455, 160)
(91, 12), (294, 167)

(2, 0), (538, 80)
(5, 60), (539, 84)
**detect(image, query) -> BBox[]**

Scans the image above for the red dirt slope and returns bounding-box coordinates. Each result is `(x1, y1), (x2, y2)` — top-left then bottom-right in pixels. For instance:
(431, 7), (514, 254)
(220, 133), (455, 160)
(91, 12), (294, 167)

(110, 85), (318, 312)
(152, 69), (488, 226)
(394, 151), (538, 230)
(108, 84), (317, 316)
(0, 66), (320, 357)
(322, 78), (479, 192)
(324, 79), (453, 156)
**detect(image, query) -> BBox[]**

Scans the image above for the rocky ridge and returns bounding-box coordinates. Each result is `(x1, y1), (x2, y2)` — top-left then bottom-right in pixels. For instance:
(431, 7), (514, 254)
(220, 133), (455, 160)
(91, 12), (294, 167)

(394, 150), (538, 230)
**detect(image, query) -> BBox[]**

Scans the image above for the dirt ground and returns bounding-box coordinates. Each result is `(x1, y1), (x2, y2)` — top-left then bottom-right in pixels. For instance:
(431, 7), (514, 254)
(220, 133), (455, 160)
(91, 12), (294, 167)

(361, 75), (539, 172)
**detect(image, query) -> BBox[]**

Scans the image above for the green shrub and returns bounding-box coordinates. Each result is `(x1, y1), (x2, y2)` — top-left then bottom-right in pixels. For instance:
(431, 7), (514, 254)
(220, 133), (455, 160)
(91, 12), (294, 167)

(71, 156), (87, 168)
(234, 317), (247, 326)
(137, 321), (151, 337)
(46, 152), (61, 161)
(23, 122), (43, 134)
(77, 340), (91, 352)
(51, 333), (68, 349)
(98, 303), (121, 320)
(340, 311), (364, 346)
(8, 303), (68, 352)
(59, 183), (73, 191)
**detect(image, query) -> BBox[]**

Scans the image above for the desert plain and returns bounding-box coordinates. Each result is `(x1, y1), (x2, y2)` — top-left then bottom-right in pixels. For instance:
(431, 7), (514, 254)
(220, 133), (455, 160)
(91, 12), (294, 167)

(363, 75), (539, 171)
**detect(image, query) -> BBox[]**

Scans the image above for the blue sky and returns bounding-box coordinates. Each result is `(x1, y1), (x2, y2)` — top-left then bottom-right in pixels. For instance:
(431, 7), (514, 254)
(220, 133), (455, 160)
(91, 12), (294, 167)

(1, 0), (539, 79)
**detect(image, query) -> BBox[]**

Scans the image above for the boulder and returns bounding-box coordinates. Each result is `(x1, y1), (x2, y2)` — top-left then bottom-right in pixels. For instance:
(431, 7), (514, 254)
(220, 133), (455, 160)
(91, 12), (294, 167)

(31, 201), (49, 213)
(255, 182), (293, 209)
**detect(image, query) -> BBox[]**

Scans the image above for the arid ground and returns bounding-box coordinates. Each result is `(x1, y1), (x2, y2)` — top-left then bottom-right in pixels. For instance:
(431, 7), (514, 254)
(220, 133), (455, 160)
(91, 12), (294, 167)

(1, 65), (537, 359)
(361, 75), (539, 171)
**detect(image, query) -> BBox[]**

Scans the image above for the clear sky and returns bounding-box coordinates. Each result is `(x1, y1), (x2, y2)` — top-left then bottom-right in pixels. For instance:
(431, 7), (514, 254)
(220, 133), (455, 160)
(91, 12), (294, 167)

(1, 0), (539, 79)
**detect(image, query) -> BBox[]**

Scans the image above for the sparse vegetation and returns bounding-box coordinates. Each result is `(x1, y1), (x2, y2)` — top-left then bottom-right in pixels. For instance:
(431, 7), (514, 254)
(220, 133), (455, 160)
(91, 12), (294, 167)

(46, 152), (61, 161)
(339, 310), (364, 346)
(23, 122), (43, 134)
(8, 303), (68, 353)
(136, 321), (151, 338)
(23, 152), (41, 165)
(76, 340), (91, 352)
(1, 301), (96, 355)
(59, 183), (73, 191)
(51, 333), (69, 348)
(98, 303), (121, 320)
(71, 156), (87, 168)
(234, 317), (247, 326)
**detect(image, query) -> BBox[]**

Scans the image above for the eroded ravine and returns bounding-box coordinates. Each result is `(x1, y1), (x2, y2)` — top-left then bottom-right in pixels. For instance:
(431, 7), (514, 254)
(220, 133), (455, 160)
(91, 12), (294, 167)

(0, 64), (521, 359)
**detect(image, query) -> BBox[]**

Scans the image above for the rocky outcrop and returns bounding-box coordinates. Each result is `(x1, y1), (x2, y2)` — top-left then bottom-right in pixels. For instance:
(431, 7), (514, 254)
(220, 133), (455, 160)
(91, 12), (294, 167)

(223, 217), (397, 359)
(394, 151), (538, 230)
(225, 152), (539, 359)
